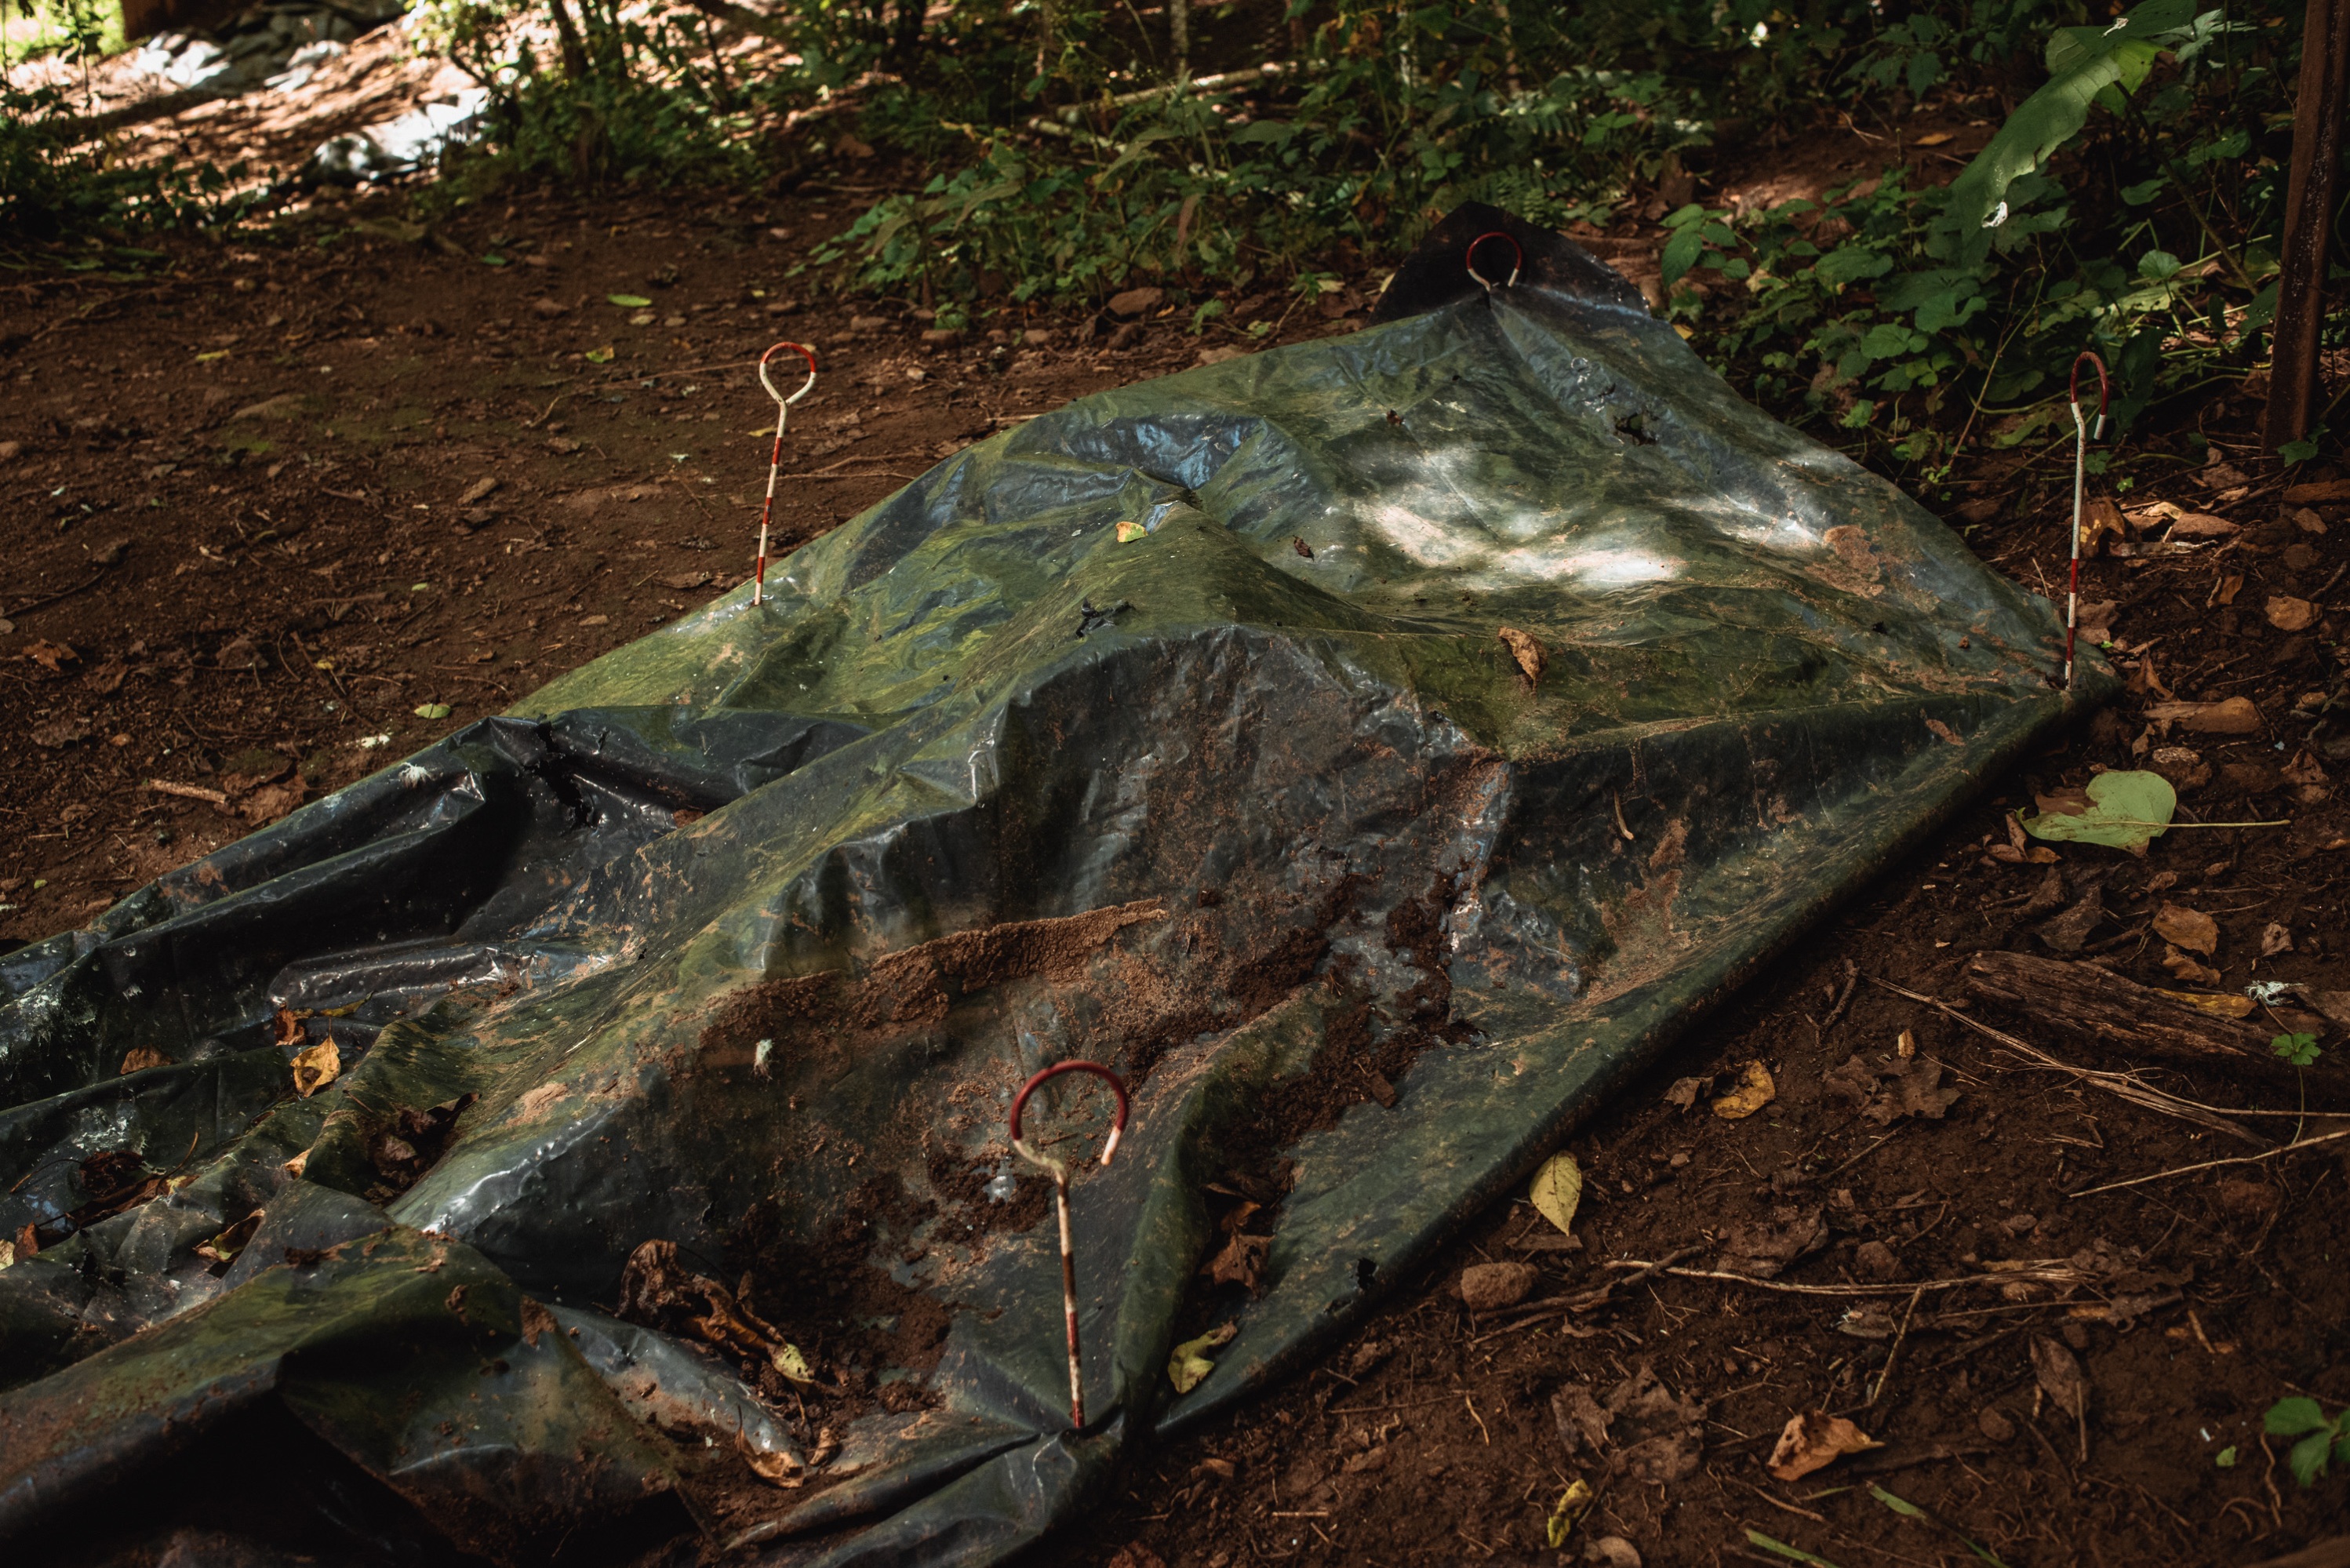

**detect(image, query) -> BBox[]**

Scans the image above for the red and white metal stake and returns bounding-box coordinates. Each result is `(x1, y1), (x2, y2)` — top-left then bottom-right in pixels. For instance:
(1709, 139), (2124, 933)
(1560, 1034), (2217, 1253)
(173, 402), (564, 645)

(752, 341), (818, 606)
(2064, 351), (2112, 689)
(1009, 1059), (1130, 1430)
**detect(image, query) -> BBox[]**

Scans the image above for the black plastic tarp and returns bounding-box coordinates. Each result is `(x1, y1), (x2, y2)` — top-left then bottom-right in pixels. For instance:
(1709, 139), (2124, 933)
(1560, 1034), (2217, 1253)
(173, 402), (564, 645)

(0, 206), (2106, 1566)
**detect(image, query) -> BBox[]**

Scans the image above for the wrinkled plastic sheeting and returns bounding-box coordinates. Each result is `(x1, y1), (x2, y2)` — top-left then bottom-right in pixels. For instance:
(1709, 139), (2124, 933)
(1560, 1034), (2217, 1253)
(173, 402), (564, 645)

(0, 206), (2107, 1565)
(311, 87), (492, 184)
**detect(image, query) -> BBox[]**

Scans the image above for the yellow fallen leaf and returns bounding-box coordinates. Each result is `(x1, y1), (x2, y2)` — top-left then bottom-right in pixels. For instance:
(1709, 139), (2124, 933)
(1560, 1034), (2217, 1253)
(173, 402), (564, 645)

(290, 1038), (340, 1098)
(1712, 1060), (1777, 1119)
(1914, 130), (1953, 146)
(1545, 1478), (1595, 1548)
(2154, 988), (2254, 1019)
(1530, 1151), (1582, 1236)
(1115, 520), (1147, 542)
(1769, 1410), (1879, 1481)
(1169, 1322), (1237, 1394)
(772, 1342), (816, 1383)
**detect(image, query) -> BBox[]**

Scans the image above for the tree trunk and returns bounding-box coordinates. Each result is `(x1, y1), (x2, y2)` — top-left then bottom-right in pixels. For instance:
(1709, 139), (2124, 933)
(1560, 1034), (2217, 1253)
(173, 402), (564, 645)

(2264, 0), (2350, 457)
(545, 0), (591, 78)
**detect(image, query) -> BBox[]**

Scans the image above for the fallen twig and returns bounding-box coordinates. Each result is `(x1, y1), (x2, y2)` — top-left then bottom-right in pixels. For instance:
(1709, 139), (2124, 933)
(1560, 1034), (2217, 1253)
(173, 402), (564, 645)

(2067, 1124), (2350, 1198)
(145, 780), (228, 806)
(1600, 1260), (2098, 1297)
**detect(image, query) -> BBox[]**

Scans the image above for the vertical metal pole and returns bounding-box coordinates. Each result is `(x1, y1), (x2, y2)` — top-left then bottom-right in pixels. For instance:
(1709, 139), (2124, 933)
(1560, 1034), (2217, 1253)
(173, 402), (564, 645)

(1054, 1170), (1082, 1426)
(2265, 0), (2349, 457)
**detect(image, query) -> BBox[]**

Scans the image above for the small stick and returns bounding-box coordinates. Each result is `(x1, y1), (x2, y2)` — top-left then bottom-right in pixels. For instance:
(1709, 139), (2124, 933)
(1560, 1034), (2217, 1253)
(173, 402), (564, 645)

(1866, 1282), (1926, 1406)
(751, 342), (817, 606)
(2064, 351), (2110, 689)
(2066, 1123), (2350, 1199)
(1009, 1060), (1130, 1429)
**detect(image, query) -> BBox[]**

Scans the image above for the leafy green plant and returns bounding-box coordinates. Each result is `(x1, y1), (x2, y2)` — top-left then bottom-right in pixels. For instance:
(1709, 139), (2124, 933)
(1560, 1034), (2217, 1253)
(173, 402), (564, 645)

(2273, 1031), (2322, 1068)
(2268, 1397), (2350, 1486)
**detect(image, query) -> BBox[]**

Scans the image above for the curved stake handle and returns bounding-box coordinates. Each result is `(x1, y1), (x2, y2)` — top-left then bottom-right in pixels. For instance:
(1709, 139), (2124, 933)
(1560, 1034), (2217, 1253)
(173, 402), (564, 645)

(751, 342), (818, 606)
(1007, 1060), (1130, 1428)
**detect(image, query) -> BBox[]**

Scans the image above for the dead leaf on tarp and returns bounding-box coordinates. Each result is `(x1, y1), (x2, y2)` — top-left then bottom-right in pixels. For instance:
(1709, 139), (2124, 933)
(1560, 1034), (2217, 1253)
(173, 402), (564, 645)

(2263, 922), (2295, 957)
(1169, 1322), (1237, 1394)
(1717, 1207), (1827, 1279)
(1498, 626), (1547, 686)
(118, 1046), (172, 1075)
(274, 1008), (307, 1049)
(2268, 595), (2319, 632)
(1204, 1229), (1270, 1297)
(290, 1038), (340, 1098)
(1767, 1410), (1879, 1482)
(193, 1208), (264, 1265)
(2152, 902), (2219, 955)
(1458, 1261), (1537, 1312)
(743, 1440), (806, 1487)
(1712, 1060), (1776, 1119)
(2162, 945), (2223, 986)
(1530, 1151), (1583, 1235)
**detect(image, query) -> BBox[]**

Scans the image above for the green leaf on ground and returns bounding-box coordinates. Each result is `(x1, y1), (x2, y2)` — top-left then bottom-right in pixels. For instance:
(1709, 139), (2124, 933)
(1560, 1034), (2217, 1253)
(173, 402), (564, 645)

(2020, 769), (2176, 852)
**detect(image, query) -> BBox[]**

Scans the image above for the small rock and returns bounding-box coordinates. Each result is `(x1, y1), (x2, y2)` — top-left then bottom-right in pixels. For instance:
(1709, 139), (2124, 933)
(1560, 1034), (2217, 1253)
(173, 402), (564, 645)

(546, 436), (582, 454)
(458, 476), (499, 506)
(1108, 321), (1146, 351)
(1977, 1406), (2015, 1442)
(1107, 286), (1165, 318)
(920, 327), (966, 347)
(1853, 1240), (1904, 1282)
(1457, 1261), (1538, 1312)
(1196, 344), (1249, 366)
(0, 441), (21, 461)
(1584, 1538), (1642, 1568)
(849, 315), (892, 332)
(530, 297), (569, 318)
(1023, 327), (1053, 346)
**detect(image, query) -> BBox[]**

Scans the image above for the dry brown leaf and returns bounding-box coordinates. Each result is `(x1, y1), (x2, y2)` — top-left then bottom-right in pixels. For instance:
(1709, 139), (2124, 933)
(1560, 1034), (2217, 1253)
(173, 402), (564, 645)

(2215, 573), (2245, 606)
(1767, 1411), (1879, 1482)
(2267, 595), (2318, 632)
(2152, 902), (2219, 955)
(1913, 130), (1953, 146)
(2080, 497), (2129, 555)
(2032, 1335), (2091, 1461)
(1711, 1060), (1776, 1119)
(2162, 946), (2223, 987)
(1204, 1230), (1270, 1297)
(290, 1038), (341, 1098)
(1497, 626), (1547, 686)
(118, 1046), (172, 1075)
(22, 640), (77, 671)
(2262, 922), (2295, 957)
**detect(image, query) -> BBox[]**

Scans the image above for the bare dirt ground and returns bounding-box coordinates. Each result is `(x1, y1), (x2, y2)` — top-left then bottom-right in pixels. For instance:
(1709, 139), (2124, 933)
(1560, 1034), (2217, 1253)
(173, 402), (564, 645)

(6, 107), (2350, 1568)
